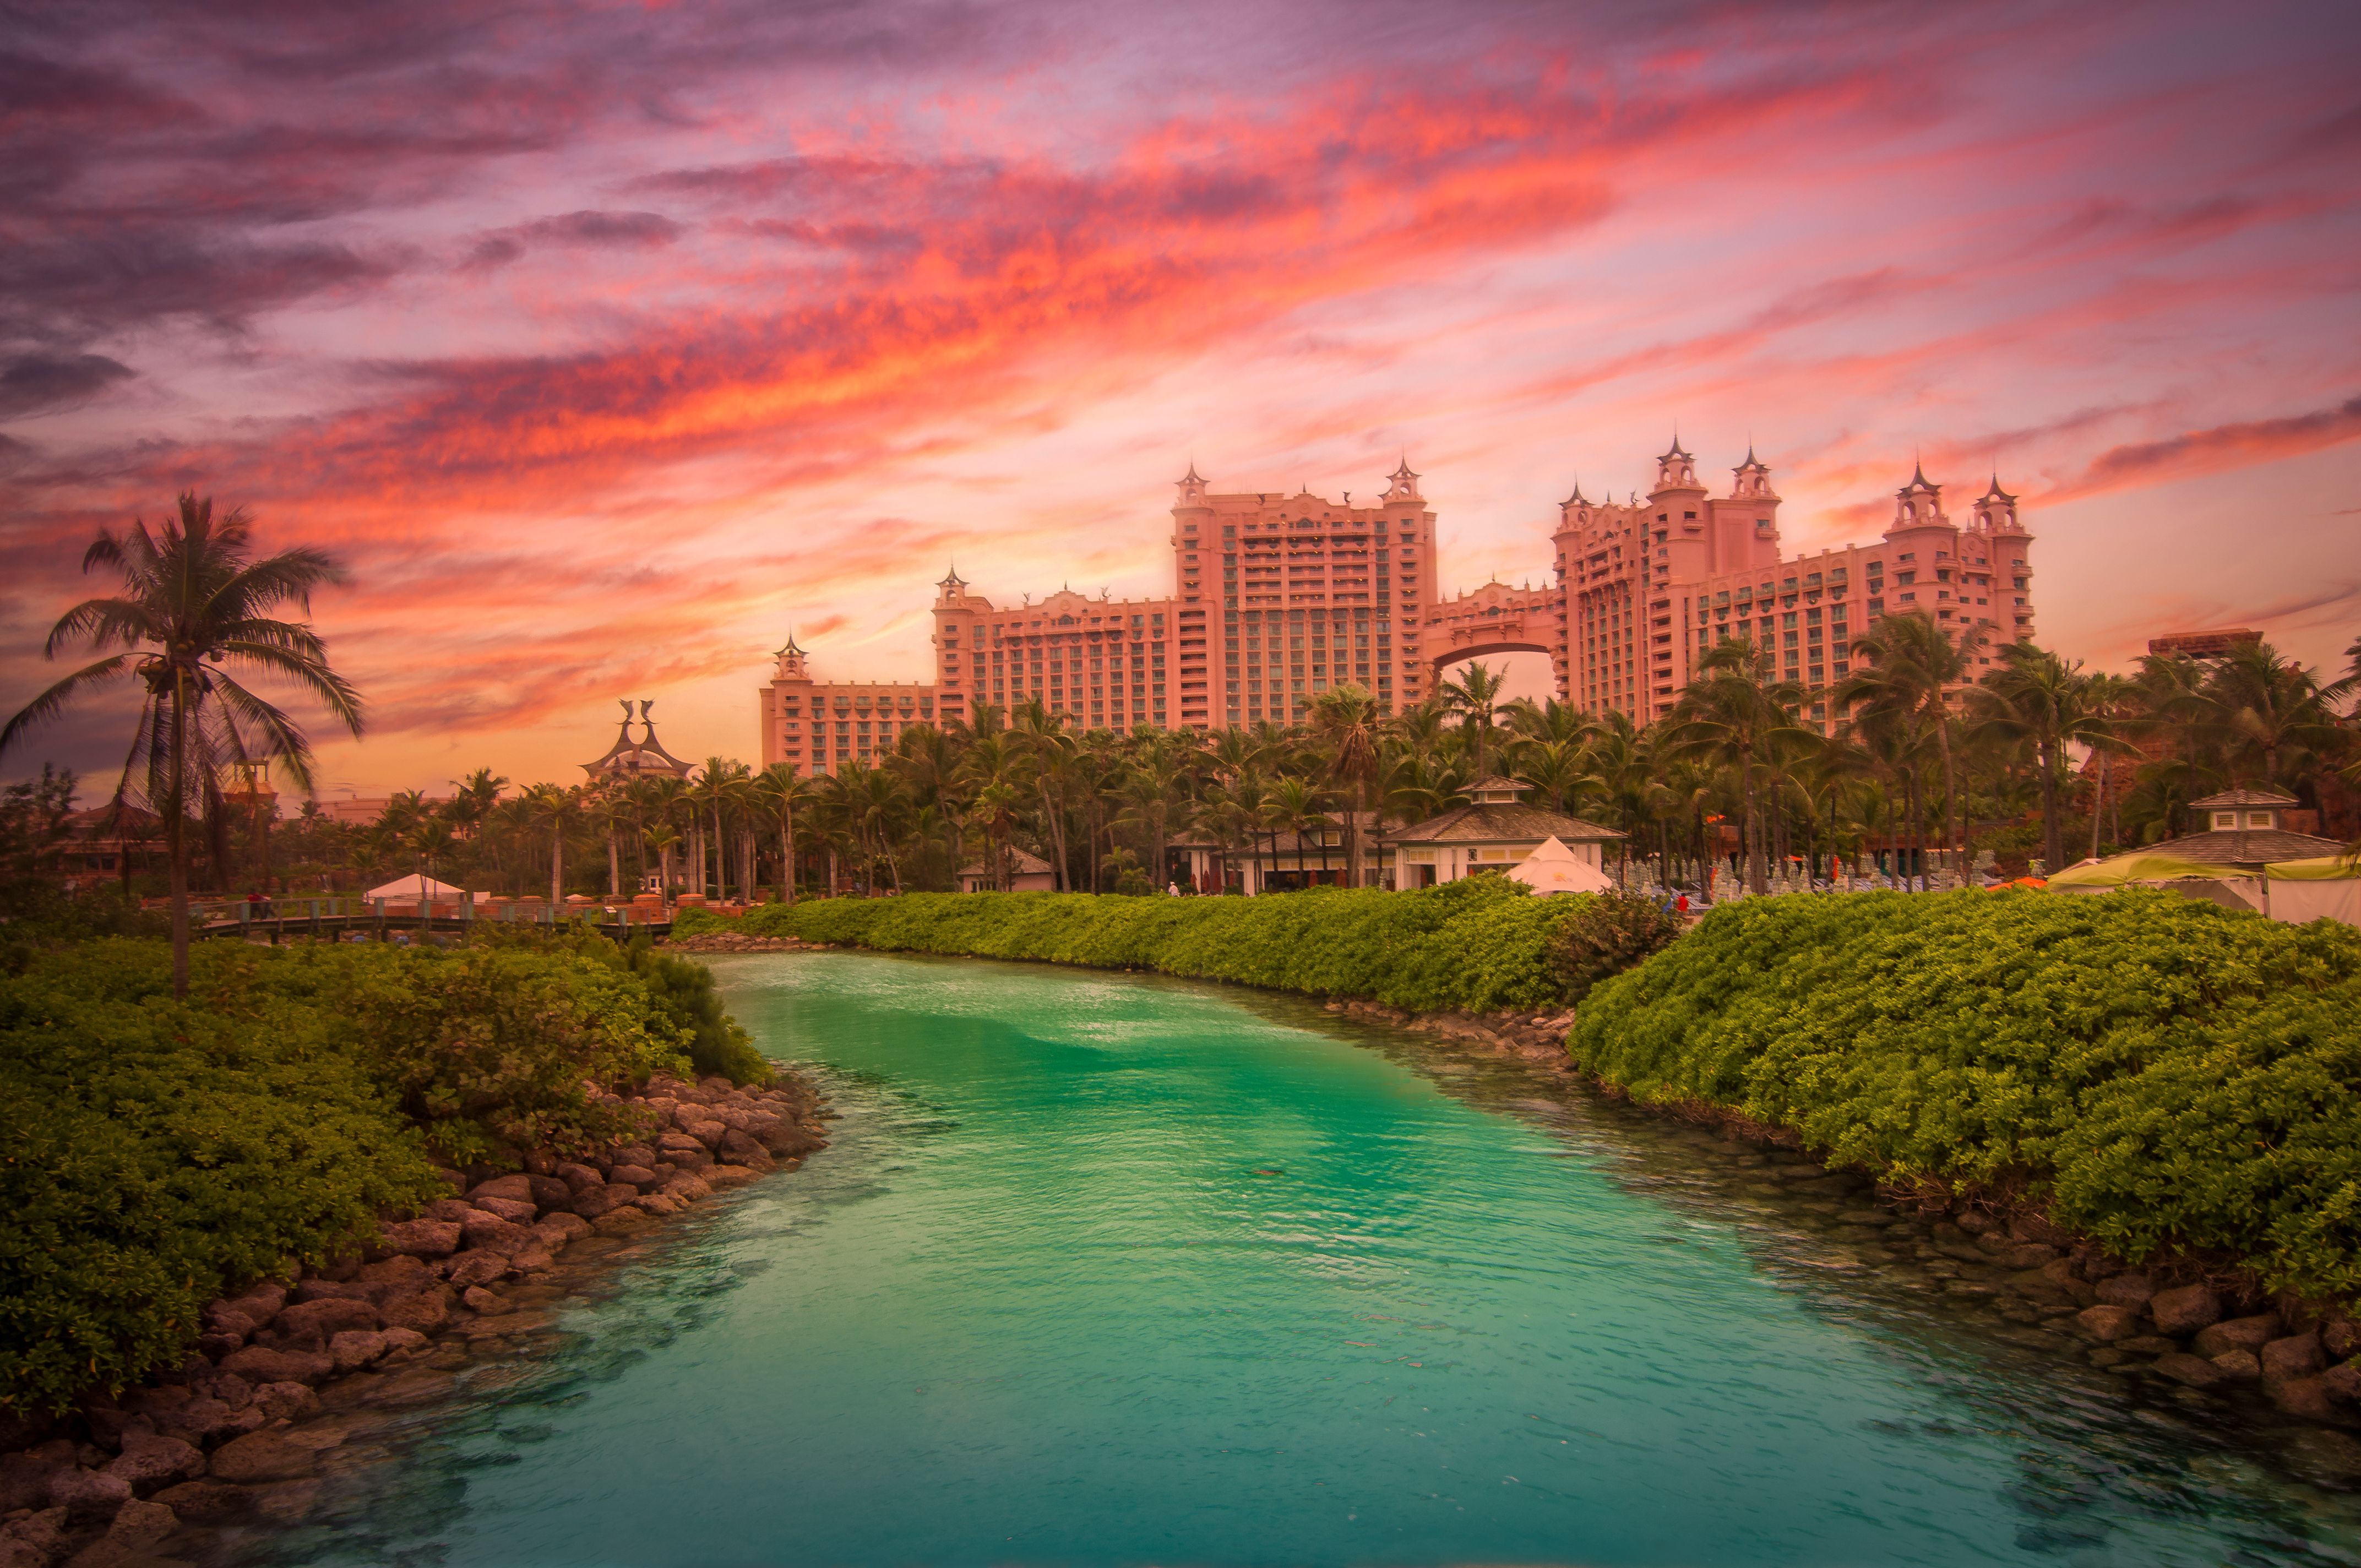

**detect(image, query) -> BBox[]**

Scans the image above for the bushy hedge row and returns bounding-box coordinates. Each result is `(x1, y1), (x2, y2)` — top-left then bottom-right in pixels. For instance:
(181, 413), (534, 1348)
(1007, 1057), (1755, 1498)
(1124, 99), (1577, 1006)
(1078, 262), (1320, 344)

(698, 878), (1596, 1014)
(0, 933), (746, 1412)
(1570, 890), (2361, 1300)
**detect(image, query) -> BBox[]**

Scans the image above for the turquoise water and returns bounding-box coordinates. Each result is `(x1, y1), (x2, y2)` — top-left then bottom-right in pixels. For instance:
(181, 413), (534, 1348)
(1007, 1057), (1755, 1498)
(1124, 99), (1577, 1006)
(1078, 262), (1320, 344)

(305, 953), (2361, 1566)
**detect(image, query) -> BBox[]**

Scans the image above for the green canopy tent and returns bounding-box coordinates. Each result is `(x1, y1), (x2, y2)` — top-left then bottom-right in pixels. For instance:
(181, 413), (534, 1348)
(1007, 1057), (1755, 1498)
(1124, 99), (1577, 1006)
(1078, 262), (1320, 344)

(2262, 853), (2361, 927)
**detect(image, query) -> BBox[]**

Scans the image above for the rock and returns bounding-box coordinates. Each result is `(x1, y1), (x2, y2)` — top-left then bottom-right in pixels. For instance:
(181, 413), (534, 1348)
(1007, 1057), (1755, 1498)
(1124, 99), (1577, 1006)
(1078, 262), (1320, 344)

(2037, 1257), (2097, 1306)
(1987, 1244), (2060, 1271)
(471, 1195), (539, 1226)
(718, 1131), (774, 1168)
(424, 1197), (477, 1223)
(465, 1174), (537, 1206)
(2206, 1348), (2260, 1380)
(47, 1464), (132, 1523)
(443, 1251), (510, 1289)
(277, 1297), (380, 1345)
(554, 1162), (603, 1195)
(632, 1192), (683, 1217)
(2116, 1335), (2179, 1356)
(590, 1208), (656, 1235)
(2074, 1305), (2138, 1343)
(608, 1164), (658, 1190)
(2322, 1317), (2360, 1359)
(104, 1498), (175, 1551)
(2147, 1283), (2223, 1336)
(253, 1382), (319, 1422)
(0, 1452), (59, 1514)
(358, 1254), (432, 1290)
(460, 1286), (513, 1317)
(2325, 1363), (2361, 1403)
(613, 1144), (661, 1169)
(328, 1330), (390, 1373)
(509, 1246), (556, 1275)
(661, 1173), (712, 1204)
(459, 1212), (538, 1257)
(207, 1431), (315, 1485)
(1955, 1211), (1996, 1235)
(377, 1218), (463, 1259)
(2008, 1213), (2074, 1247)
(2263, 1332), (2326, 1386)
(378, 1327), (431, 1360)
(101, 1433), (203, 1495)
(291, 1278), (374, 1305)
(379, 1291), (449, 1336)
(154, 1396), (265, 1445)
(2192, 1314), (2282, 1359)
(0, 1509), (67, 1566)
(2153, 1352), (2224, 1389)
(2093, 1274), (2156, 1309)
(534, 1212), (591, 1248)
(523, 1174), (572, 1210)
(704, 1165), (762, 1189)
(151, 1480), (249, 1524)
(572, 1183), (641, 1219)
(2273, 1376), (2343, 1423)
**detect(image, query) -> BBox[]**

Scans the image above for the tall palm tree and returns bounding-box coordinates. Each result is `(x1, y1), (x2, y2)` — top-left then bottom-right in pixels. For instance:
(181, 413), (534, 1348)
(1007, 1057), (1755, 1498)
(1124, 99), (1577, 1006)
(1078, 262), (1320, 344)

(1837, 611), (1980, 875)
(526, 782), (576, 905)
(1667, 639), (1810, 894)
(1438, 661), (1510, 777)
(1309, 684), (1381, 886)
(1971, 641), (2124, 874)
(1, 493), (362, 997)
(754, 762), (813, 902)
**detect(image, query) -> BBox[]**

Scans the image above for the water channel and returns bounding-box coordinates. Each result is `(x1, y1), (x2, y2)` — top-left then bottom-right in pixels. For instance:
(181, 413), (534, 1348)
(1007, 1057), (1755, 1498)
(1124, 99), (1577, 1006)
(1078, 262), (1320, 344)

(289, 952), (2361, 1566)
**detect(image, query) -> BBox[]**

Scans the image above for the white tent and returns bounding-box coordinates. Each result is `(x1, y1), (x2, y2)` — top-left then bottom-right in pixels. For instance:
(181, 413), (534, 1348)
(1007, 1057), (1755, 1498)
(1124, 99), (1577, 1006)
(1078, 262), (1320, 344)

(365, 874), (486, 903)
(1509, 836), (1615, 896)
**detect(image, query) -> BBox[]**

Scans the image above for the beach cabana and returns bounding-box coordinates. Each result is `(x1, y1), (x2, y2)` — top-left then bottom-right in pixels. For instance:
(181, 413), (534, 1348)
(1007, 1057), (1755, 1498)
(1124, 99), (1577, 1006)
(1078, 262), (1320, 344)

(2263, 855), (2361, 928)
(1509, 836), (1615, 896)
(365, 874), (484, 904)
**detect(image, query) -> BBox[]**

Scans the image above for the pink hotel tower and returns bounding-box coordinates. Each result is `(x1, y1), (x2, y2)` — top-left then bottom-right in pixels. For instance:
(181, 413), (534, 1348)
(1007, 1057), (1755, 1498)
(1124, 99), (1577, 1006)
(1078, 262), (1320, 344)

(760, 444), (2034, 775)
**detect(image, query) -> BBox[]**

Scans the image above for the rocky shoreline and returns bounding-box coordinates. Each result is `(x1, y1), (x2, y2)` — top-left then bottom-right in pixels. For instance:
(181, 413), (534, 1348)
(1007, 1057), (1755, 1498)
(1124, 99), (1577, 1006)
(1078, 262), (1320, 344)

(1328, 995), (2361, 1455)
(0, 1068), (831, 1568)
(661, 932), (817, 954)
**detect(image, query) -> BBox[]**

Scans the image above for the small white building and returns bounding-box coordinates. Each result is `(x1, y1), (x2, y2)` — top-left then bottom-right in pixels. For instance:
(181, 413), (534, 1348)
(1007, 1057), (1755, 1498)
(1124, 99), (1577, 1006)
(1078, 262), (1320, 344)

(1389, 777), (1624, 888)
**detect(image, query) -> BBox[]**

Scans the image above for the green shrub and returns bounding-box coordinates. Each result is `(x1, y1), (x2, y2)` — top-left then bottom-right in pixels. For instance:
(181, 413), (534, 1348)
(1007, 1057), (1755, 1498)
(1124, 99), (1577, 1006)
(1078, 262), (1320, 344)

(668, 906), (730, 937)
(0, 931), (734, 1412)
(1570, 890), (2361, 1300)
(731, 878), (1593, 1014)
(0, 940), (445, 1413)
(618, 935), (769, 1085)
(1546, 891), (1682, 1004)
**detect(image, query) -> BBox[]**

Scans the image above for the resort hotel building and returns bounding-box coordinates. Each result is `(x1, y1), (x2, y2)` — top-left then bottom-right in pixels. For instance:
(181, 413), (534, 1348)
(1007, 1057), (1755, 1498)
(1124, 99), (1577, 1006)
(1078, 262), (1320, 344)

(760, 443), (2034, 774)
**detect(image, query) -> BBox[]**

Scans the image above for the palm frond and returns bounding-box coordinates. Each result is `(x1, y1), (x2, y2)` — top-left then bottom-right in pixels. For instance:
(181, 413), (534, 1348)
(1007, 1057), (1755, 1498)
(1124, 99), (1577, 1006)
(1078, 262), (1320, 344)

(0, 655), (135, 759)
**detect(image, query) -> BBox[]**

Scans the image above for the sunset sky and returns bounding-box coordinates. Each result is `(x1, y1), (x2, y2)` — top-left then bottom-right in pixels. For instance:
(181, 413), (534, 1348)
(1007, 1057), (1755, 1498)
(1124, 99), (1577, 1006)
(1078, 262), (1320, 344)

(3, 0), (2357, 798)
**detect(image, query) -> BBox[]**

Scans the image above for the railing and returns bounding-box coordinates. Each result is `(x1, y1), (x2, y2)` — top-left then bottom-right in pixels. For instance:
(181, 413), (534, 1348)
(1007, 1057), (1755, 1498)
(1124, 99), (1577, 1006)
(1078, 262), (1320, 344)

(191, 895), (679, 943)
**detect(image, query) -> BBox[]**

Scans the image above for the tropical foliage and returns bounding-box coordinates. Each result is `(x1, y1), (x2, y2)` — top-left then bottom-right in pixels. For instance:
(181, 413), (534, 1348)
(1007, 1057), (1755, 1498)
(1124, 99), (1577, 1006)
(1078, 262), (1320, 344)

(0, 928), (759, 1413)
(1570, 890), (2361, 1300)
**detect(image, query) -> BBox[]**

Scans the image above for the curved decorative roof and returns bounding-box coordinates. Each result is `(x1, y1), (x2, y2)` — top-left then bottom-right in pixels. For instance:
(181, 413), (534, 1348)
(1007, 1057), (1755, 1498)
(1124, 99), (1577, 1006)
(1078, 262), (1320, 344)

(583, 699), (695, 780)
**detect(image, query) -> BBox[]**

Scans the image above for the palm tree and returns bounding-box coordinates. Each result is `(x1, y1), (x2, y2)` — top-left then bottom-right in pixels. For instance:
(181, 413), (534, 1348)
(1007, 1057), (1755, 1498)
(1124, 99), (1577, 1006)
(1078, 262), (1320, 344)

(1837, 611), (1981, 876)
(1439, 661), (1510, 777)
(526, 782), (576, 905)
(1, 493), (362, 997)
(754, 762), (813, 902)
(405, 816), (458, 903)
(2202, 640), (2342, 790)
(1308, 685), (1381, 886)
(1971, 642), (2125, 874)
(1667, 639), (1810, 895)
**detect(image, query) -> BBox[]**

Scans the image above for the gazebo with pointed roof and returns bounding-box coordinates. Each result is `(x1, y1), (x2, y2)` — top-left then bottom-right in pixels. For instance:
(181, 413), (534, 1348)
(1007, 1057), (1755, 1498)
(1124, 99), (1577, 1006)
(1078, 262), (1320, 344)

(583, 699), (695, 781)
(1388, 775), (1623, 887)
